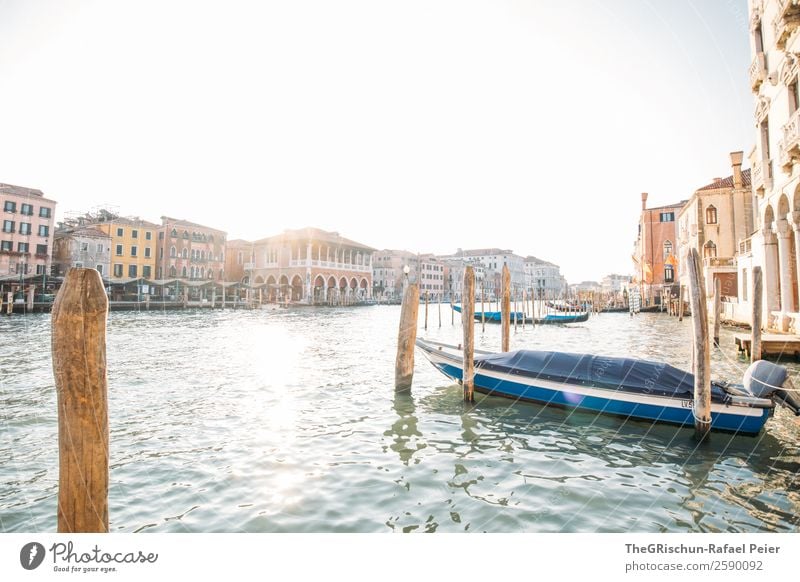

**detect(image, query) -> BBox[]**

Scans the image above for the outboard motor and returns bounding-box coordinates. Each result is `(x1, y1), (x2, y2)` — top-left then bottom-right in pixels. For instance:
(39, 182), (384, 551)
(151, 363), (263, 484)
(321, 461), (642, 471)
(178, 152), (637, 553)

(743, 360), (800, 415)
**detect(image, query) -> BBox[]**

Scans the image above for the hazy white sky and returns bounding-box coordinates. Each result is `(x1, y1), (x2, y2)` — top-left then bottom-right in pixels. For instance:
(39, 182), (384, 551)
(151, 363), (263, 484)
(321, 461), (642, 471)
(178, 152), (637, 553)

(0, 0), (752, 282)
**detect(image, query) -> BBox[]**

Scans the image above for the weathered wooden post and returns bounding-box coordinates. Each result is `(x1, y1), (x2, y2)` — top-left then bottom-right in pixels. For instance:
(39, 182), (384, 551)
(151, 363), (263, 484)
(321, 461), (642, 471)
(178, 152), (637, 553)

(221, 283), (226, 309)
(51, 268), (109, 532)
(26, 285), (34, 312)
(513, 288), (518, 332)
(522, 289), (526, 330)
(183, 286), (189, 309)
(501, 265), (510, 352)
(712, 277), (721, 346)
(438, 293), (441, 328)
(395, 283), (420, 390)
(462, 266), (475, 402)
(686, 248), (711, 440)
(481, 282), (485, 333)
(212, 287), (217, 309)
(752, 266), (763, 362)
(450, 295), (454, 326)
(678, 285), (684, 321)
(424, 290), (428, 331)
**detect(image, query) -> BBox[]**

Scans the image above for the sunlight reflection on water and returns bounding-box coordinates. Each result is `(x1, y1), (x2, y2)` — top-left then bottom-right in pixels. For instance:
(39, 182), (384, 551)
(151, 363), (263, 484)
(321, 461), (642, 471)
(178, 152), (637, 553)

(1, 306), (799, 532)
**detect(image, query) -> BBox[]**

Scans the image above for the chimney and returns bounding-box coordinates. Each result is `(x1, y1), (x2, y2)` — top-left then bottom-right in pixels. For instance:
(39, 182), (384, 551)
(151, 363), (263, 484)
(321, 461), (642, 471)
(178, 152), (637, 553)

(641, 192), (648, 211)
(731, 150), (744, 188)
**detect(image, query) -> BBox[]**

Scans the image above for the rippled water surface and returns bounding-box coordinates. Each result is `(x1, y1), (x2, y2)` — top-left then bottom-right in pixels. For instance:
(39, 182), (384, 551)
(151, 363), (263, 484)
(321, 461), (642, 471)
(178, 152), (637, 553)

(1, 306), (799, 532)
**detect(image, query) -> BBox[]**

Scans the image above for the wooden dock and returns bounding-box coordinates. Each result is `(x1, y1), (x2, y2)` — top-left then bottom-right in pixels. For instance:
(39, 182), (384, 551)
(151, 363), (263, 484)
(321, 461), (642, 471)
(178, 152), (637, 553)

(734, 332), (800, 360)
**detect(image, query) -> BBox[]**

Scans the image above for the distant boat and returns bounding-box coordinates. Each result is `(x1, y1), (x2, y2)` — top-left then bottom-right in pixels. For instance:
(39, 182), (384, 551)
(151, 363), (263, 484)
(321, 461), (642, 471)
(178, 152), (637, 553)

(451, 304), (588, 324)
(415, 339), (800, 435)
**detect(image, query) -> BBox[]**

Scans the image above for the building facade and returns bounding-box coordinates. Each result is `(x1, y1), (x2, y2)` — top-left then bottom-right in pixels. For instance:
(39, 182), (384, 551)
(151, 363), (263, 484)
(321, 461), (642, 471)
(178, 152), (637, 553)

(224, 239), (254, 285)
(52, 225), (112, 278)
(0, 183), (56, 278)
(452, 248), (526, 292)
(87, 211), (159, 280)
(741, 0), (800, 330)
(372, 249), (417, 301)
(442, 257), (486, 301)
(156, 217), (227, 282)
(633, 193), (686, 305)
(677, 153), (753, 301)
(251, 227), (374, 304)
(524, 256), (567, 297)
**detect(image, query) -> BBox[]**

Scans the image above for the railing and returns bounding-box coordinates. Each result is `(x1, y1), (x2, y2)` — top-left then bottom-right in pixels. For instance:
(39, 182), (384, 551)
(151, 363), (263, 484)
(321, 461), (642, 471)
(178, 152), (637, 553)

(778, 109), (800, 167)
(749, 52), (766, 91)
(703, 257), (735, 268)
(752, 158), (773, 191)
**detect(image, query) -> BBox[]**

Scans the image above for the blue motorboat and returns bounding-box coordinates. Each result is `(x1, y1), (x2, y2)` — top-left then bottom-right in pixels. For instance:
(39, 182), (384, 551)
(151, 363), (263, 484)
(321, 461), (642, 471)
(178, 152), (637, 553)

(415, 339), (800, 434)
(451, 304), (588, 324)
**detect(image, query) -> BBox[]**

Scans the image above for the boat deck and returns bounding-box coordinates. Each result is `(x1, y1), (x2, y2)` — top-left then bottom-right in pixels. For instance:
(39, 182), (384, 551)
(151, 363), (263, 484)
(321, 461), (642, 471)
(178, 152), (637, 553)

(734, 332), (800, 360)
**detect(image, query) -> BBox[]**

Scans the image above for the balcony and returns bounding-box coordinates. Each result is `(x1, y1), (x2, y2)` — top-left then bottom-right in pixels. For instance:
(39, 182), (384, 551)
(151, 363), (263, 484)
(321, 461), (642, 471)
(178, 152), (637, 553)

(773, 0), (800, 49)
(752, 158), (773, 191)
(750, 52), (767, 91)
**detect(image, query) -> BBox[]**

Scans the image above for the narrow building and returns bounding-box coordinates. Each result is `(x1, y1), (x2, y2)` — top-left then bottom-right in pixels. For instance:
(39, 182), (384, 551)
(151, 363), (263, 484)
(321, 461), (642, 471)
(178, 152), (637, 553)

(0, 183), (56, 280)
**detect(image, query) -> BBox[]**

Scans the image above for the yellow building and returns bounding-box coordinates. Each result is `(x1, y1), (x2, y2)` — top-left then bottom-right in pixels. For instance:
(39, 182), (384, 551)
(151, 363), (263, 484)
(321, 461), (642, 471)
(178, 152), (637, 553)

(93, 213), (158, 280)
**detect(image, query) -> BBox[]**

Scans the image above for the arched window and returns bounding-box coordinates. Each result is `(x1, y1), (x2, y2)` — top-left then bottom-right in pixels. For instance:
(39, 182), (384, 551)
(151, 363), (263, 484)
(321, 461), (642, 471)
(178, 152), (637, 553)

(663, 240), (673, 260)
(169, 266), (176, 277)
(664, 265), (674, 282)
(182, 248), (188, 259)
(181, 266), (187, 277)
(170, 228), (177, 238)
(208, 269), (213, 279)
(183, 230), (189, 239)
(170, 246), (176, 258)
(706, 205), (718, 225)
(704, 240), (717, 259)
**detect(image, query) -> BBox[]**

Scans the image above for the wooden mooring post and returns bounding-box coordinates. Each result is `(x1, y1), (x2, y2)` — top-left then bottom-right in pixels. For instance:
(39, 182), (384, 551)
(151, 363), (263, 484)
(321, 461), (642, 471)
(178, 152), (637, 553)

(751, 266), (763, 363)
(395, 283), (420, 390)
(481, 285), (486, 333)
(438, 293), (441, 328)
(501, 265), (510, 352)
(51, 268), (109, 532)
(462, 266), (475, 402)
(522, 289), (526, 330)
(678, 285), (684, 321)
(5, 291), (11, 315)
(712, 277), (721, 346)
(424, 291), (428, 331)
(686, 248), (711, 440)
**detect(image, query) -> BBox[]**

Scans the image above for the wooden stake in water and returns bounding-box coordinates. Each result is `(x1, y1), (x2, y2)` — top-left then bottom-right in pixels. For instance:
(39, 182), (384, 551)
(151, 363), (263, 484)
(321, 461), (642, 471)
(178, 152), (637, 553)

(752, 266), (763, 363)
(463, 266), (475, 402)
(395, 283), (420, 391)
(522, 289), (526, 330)
(438, 292), (442, 328)
(513, 288), (518, 333)
(501, 265), (510, 352)
(5, 291), (11, 315)
(686, 248), (711, 440)
(51, 268), (109, 532)
(712, 277), (721, 346)
(678, 285), (684, 321)
(424, 290), (428, 331)
(481, 281), (486, 333)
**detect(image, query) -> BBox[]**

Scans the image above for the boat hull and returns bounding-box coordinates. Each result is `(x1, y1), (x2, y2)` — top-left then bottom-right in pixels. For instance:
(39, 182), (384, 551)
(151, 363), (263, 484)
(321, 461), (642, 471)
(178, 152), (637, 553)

(418, 341), (771, 435)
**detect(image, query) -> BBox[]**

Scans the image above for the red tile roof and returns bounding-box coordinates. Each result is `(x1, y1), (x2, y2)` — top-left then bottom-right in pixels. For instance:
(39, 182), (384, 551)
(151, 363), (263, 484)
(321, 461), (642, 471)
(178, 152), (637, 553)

(697, 168), (751, 191)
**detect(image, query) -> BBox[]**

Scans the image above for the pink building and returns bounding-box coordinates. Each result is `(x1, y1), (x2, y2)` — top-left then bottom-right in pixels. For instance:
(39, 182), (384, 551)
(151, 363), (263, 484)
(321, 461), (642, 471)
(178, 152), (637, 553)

(1, 183), (57, 279)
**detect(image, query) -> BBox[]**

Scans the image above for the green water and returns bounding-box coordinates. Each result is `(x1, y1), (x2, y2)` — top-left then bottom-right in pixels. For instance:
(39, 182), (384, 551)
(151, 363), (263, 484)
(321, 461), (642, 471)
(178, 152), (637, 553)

(1, 307), (798, 532)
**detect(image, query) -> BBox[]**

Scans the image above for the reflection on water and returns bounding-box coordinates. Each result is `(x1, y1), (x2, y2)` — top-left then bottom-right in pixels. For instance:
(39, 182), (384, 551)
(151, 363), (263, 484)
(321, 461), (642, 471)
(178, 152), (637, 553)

(0, 307), (799, 532)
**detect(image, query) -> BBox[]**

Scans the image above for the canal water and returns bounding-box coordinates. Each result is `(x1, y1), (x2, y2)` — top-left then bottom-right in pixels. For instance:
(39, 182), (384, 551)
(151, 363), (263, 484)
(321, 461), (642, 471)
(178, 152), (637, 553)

(1, 306), (799, 533)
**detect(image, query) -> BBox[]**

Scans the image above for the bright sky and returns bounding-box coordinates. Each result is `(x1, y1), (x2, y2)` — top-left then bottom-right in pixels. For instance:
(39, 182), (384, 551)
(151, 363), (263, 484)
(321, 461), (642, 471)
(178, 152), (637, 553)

(0, 0), (752, 282)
